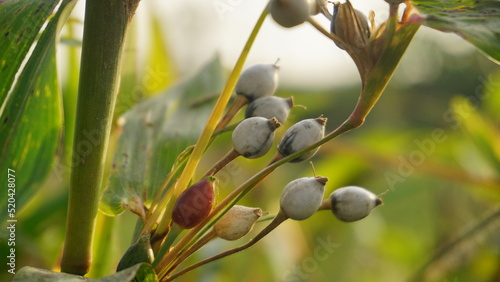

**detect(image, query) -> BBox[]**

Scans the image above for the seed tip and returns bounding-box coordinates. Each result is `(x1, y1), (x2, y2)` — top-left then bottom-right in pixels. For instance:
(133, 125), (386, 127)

(315, 115), (327, 126)
(253, 208), (264, 217)
(268, 117), (282, 130)
(316, 176), (329, 185)
(286, 96), (294, 108)
(273, 58), (281, 70)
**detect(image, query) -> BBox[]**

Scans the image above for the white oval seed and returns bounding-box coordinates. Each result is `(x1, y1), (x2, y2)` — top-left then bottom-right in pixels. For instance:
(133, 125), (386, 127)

(280, 176), (327, 220)
(232, 117), (281, 159)
(235, 64), (280, 101)
(277, 117), (326, 162)
(330, 186), (382, 222)
(245, 96), (293, 124)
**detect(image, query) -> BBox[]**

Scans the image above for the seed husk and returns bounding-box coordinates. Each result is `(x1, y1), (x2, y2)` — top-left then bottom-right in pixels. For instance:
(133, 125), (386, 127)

(330, 3), (371, 50)
(214, 205), (263, 241)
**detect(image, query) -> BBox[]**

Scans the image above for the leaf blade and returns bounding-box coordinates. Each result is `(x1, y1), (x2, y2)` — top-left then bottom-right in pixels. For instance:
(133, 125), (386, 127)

(100, 56), (225, 216)
(410, 0), (500, 63)
(0, 0), (77, 221)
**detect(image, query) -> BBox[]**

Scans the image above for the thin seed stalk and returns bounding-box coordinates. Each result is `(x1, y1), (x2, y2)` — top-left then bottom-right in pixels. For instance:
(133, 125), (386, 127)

(164, 229), (217, 276)
(204, 149), (240, 177)
(164, 211), (288, 281)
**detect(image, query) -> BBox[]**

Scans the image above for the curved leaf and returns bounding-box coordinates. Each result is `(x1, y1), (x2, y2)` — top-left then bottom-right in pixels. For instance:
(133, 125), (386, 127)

(100, 56), (225, 216)
(13, 263), (158, 281)
(0, 0), (76, 221)
(410, 0), (500, 63)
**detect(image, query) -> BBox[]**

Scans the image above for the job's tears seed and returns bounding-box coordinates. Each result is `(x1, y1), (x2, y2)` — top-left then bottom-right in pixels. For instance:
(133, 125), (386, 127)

(270, 0), (315, 28)
(232, 117), (281, 159)
(330, 186), (382, 222)
(245, 96), (294, 124)
(280, 176), (327, 220)
(172, 178), (216, 229)
(235, 63), (280, 101)
(277, 117), (326, 162)
(214, 205), (263, 241)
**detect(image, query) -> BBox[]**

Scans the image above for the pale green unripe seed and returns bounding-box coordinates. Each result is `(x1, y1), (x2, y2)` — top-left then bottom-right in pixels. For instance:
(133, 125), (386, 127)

(277, 117), (326, 162)
(270, 0), (315, 28)
(235, 64), (280, 101)
(280, 176), (328, 220)
(245, 96), (293, 124)
(232, 117), (281, 159)
(214, 205), (263, 241)
(330, 186), (382, 222)
(116, 235), (154, 271)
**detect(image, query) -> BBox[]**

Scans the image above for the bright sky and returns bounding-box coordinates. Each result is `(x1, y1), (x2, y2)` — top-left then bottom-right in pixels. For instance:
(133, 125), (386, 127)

(68, 0), (475, 90)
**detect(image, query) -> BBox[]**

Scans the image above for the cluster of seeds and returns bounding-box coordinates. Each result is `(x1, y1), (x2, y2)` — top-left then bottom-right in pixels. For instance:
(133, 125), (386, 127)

(145, 0), (402, 276)
(166, 61), (383, 251)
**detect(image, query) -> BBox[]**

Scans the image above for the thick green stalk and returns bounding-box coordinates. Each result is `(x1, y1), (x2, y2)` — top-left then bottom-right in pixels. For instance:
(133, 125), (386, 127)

(61, 0), (140, 275)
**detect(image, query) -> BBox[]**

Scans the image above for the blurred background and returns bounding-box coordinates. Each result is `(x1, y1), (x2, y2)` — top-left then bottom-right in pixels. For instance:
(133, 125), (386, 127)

(2, 0), (499, 281)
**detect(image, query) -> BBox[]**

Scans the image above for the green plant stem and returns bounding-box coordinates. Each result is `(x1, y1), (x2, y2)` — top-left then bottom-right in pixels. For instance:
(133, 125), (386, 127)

(164, 211), (288, 281)
(60, 0), (140, 275)
(165, 229), (217, 276)
(152, 223), (183, 266)
(204, 148), (240, 177)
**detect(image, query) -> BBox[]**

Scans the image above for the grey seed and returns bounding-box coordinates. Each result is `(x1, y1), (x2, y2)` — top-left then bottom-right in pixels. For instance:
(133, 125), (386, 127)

(330, 186), (382, 222)
(232, 117), (281, 159)
(270, 0), (315, 28)
(245, 96), (293, 124)
(235, 64), (280, 101)
(277, 117), (326, 162)
(280, 176), (327, 220)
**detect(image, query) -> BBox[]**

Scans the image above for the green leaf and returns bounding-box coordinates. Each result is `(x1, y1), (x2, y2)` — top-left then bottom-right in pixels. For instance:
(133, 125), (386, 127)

(451, 96), (500, 174)
(13, 263), (158, 281)
(410, 0), (500, 63)
(0, 0), (76, 221)
(144, 15), (179, 95)
(100, 56), (225, 216)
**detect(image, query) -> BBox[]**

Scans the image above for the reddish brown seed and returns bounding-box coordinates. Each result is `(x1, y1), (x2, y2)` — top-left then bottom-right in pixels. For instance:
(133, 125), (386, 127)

(172, 178), (216, 229)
